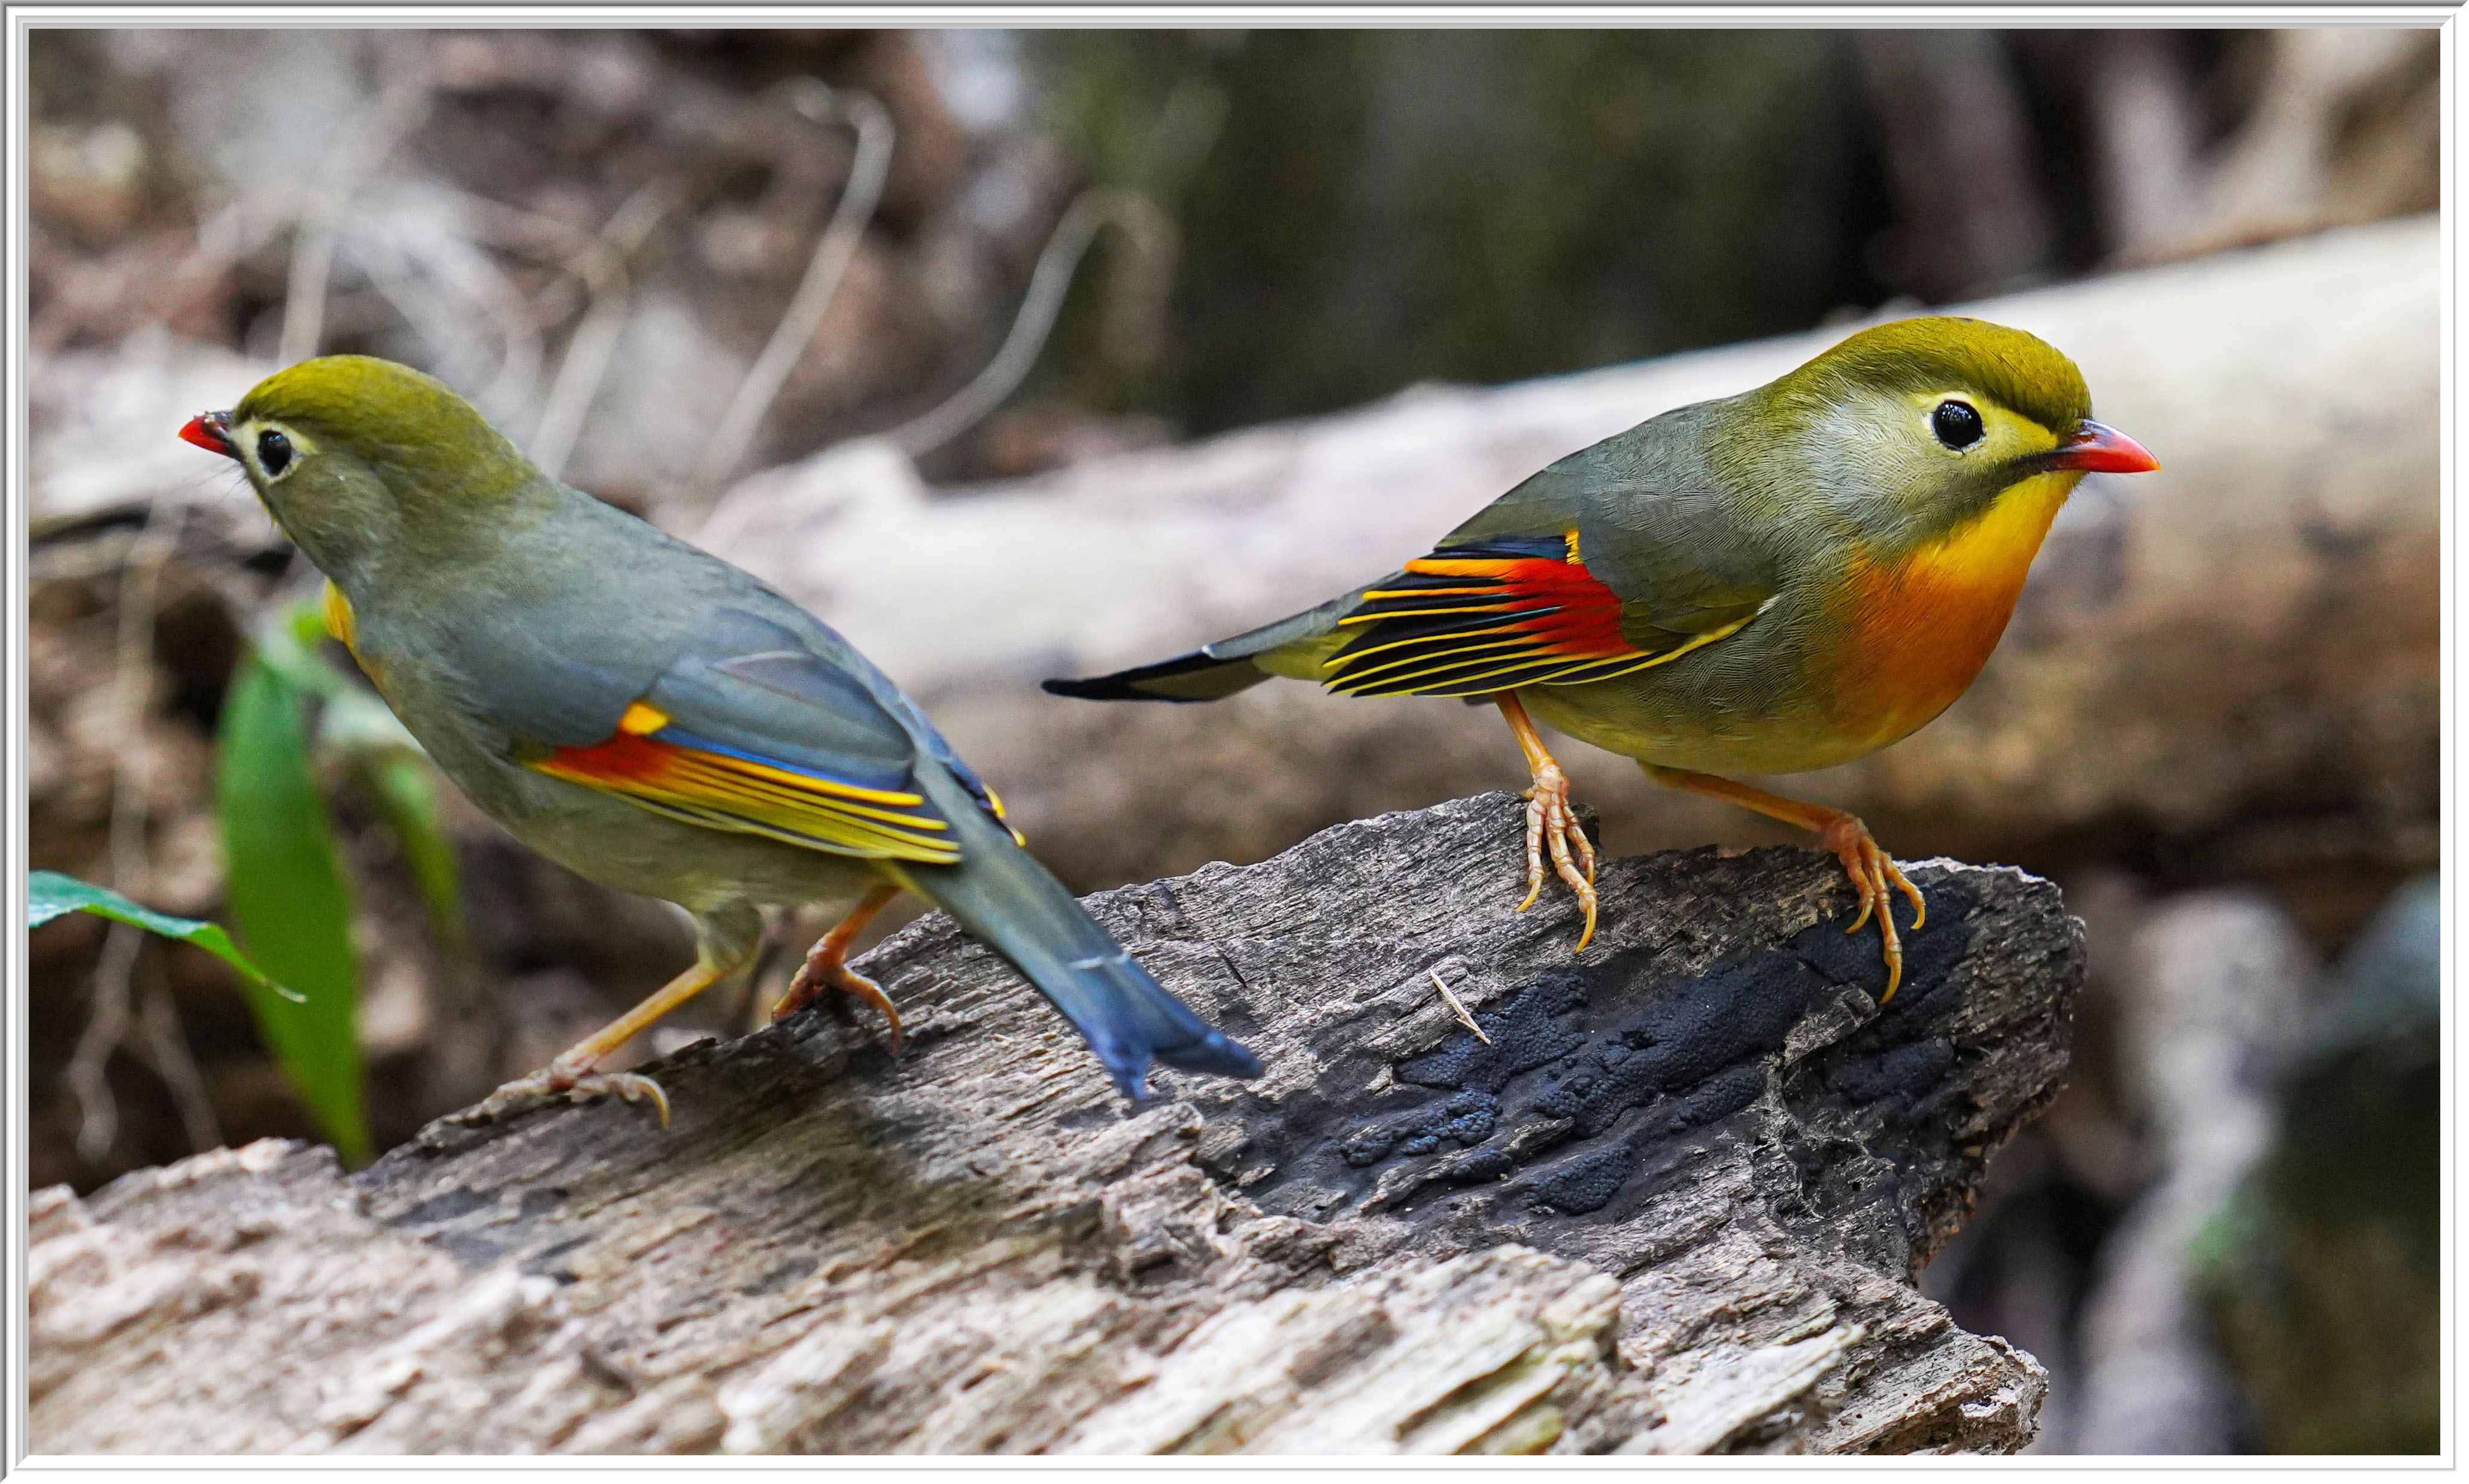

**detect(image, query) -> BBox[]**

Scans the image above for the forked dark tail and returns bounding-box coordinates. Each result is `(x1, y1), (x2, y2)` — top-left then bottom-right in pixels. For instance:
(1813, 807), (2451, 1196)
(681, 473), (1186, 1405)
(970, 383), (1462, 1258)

(1041, 591), (1362, 703)
(894, 765), (1260, 1098)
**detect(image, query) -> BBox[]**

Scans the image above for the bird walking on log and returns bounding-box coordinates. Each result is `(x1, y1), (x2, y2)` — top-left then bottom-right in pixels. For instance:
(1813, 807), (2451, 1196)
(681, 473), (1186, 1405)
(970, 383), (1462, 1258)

(181, 357), (1261, 1121)
(1046, 317), (2159, 1001)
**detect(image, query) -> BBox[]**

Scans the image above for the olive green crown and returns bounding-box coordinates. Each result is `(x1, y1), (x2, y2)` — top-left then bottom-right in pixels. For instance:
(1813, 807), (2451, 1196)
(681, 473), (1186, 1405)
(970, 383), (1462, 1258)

(235, 355), (538, 500)
(1781, 315), (2093, 434)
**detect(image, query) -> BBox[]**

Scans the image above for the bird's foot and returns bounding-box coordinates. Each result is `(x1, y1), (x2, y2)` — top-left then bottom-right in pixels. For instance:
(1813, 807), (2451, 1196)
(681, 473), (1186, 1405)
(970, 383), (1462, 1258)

(1818, 814), (1927, 1003)
(774, 941), (906, 1055)
(472, 1055), (672, 1127)
(1518, 758), (1600, 951)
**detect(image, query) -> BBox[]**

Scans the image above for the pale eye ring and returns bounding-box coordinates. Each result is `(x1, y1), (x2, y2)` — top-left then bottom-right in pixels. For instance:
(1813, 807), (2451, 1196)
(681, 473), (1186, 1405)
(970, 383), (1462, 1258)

(256, 429), (295, 478)
(1931, 399), (1984, 450)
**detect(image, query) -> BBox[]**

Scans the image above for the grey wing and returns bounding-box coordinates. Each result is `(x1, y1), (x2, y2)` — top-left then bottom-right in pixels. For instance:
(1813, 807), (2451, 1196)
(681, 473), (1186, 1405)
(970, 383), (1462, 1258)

(1455, 402), (1784, 647)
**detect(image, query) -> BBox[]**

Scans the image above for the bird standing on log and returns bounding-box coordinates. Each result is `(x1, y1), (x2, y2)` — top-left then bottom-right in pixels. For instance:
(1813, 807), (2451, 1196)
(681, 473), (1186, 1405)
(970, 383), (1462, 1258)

(180, 357), (1261, 1119)
(1047, 317), (2159, 1000)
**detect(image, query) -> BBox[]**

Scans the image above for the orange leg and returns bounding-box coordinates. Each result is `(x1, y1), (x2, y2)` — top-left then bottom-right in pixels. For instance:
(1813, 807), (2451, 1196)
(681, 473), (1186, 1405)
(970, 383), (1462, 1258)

(773, 884), (905, 1052)
(476, 955), (735, 1128)
(1640, 763), (1927, 1002)
(1495, 693), (1599, 952)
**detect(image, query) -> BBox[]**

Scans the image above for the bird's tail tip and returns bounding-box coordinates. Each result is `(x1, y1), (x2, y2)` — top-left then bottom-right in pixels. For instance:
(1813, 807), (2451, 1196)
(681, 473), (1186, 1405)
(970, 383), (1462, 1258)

(1042, 647), (1271, 703)
(1160, 1030), (1265, 1081)
(1106, 1031), (1265, 1101)
(1040, 673), (1142, 700)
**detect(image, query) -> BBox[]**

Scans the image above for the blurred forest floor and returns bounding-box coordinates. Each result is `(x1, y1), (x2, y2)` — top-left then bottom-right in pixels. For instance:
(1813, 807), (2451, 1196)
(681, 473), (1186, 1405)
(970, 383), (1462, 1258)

(23, 27), (2438, 1455)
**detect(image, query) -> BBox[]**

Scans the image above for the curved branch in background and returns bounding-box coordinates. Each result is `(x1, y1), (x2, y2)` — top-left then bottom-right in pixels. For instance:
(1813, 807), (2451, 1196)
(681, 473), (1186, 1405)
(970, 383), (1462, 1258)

(527, 183), (677, 482)
(434, 181), (677, 481)
(348, 224), (540, 422)
(690, 80), (896, 503)
(68, 926), (141, 1164)
(432, 189), (627, 463)
(467, 257), (547, 423)
(136, 963), (222, 1157)
(884, 186), (1176, 461)
(68, 499), (195, 1163)
(277, 56), (436, 366)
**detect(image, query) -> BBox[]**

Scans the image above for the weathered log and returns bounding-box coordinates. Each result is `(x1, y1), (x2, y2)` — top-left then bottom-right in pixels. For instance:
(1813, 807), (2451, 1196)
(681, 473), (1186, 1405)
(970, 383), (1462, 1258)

(31, 795), (2080, 1455)
(696, 217), (2437, 894)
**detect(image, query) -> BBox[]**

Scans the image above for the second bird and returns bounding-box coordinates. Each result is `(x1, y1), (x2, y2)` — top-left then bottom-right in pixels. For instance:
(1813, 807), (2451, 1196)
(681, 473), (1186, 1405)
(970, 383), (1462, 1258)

(181, 357), (1261, 1121)
(1047, 316), (2159, 999)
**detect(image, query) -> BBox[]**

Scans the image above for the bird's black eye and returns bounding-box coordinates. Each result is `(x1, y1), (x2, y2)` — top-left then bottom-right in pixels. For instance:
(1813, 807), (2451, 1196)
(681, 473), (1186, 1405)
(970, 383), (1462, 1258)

(1931, 400), (1984, 450)
(257, 429), (293, 477)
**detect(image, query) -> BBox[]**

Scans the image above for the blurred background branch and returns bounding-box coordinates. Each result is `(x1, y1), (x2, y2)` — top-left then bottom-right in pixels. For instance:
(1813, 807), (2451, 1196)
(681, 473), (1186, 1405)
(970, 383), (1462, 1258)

(692, 79), (894, 501)
(883, 185), (1173, 459)
(66, 496), (192, 1164)
(278, 50), (436, 365)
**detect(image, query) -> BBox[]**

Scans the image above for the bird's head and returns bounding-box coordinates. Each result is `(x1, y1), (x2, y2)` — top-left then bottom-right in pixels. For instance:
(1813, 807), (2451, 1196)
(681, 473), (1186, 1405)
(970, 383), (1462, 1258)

(180, 356), (545, 581)
(1733, 315), (2158, 547)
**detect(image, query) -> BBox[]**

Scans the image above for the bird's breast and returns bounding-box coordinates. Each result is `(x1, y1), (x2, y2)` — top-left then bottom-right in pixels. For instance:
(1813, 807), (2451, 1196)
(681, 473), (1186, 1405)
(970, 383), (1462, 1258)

(1815, 470), (2075, 749)
(320, 579), (385, 693)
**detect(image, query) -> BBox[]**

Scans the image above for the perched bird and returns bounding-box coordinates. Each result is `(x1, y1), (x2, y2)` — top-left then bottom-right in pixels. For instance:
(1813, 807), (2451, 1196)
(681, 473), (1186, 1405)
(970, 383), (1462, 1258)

(180, 356), (1260, 1120)
(1047, 317), (2159, 1000)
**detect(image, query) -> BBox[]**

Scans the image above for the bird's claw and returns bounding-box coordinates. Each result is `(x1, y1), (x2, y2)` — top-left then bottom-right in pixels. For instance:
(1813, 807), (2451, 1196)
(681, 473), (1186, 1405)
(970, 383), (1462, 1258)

(776, 942), (906, 1055)
(1519, 760), (1600, 952)
(1819, 815), (1925, 1003)
(473, 1060), (672, 1127)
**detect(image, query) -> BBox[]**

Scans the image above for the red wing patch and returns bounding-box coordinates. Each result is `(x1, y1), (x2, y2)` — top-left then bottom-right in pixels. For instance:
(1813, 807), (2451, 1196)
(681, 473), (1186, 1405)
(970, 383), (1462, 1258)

(1324, 533), (1742, 697)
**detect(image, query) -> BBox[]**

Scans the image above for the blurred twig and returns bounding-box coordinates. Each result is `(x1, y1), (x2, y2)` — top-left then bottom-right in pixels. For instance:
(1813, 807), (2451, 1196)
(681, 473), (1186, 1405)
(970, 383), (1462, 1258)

(278, 61), (435, 365)
(348, 210), (542, 422)
(136, 958), (223, 1155)
(68, 927), (142, 1164)
(360, 177), (679, 477)
(523, 183), (677, 482)
(432, 183), (656, 471)
(29, 198), (283, 357)
(66, 497), (191, 1164)
(691, 80), (896, 502)
(466, 250), (547, 424)
(884, 187), (1175, 460)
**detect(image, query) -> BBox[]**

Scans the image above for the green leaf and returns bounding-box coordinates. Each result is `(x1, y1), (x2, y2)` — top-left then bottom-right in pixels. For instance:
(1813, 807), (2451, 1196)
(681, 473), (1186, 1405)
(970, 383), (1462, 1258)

(217, 650), (371, 1167)
(251, 600), (356, 700)
(28, 870), (305, 1003)
(275, 598), (471, 963)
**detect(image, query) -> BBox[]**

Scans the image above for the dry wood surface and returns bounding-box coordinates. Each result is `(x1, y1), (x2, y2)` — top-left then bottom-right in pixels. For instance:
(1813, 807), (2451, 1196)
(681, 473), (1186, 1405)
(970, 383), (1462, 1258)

(32, 794), (2081, 1455)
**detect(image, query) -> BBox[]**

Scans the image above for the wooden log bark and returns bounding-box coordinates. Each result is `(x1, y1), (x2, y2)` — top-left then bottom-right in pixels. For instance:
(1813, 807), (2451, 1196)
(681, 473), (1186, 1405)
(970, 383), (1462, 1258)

(31, 795), (2082, 1455)
(693, 217), (2437, 896)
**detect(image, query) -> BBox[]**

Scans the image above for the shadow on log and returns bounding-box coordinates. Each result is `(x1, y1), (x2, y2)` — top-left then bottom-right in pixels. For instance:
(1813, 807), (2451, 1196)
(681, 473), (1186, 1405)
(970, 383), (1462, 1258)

(30, 794), (2082, 1455)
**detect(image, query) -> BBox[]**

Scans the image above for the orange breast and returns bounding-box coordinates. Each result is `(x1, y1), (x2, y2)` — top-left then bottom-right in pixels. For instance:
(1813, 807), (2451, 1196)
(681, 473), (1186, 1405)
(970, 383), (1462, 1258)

(1820, 472), (2074, 750)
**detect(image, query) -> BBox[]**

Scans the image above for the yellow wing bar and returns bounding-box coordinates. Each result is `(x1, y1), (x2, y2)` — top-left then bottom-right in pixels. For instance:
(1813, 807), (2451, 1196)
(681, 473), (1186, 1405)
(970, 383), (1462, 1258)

(529, 718), (961, 863)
